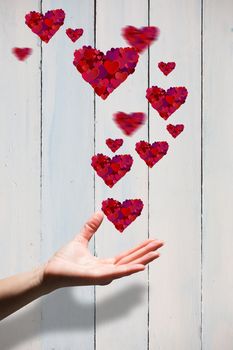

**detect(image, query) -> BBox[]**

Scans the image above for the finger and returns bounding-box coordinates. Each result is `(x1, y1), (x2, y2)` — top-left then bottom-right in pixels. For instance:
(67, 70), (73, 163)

(128, 251), (160, 265)
(114, 239), (158, 264)
(76, 211), (104, 246)
(115, 240), (164, 265)
(96, 264), (145, 282)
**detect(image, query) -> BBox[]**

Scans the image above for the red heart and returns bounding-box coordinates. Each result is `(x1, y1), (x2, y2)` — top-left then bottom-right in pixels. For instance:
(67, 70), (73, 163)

(135, 141), (169, 168)
(106, 138), (124, 153)
(167, 124), (184, 138)
(73, 46), (139, 100)
(66, 28), (83, 42)
(91, 154), (133, 188)
(146, 86), (188, 120)
(113, 112), (146, 136)
(25, 9), (65, 43)
(158, 61), (176, 76)
(12, 47), (32, 61)
(122, 26), (159, 53)
(102, 198), (144, 232)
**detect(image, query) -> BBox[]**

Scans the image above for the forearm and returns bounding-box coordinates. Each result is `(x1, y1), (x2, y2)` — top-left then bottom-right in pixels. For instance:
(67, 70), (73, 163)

(0, 264), (51, 321)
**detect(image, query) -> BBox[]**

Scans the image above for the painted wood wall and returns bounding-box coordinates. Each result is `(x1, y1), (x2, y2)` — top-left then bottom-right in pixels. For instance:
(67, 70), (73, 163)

(0, 0), (233, 349)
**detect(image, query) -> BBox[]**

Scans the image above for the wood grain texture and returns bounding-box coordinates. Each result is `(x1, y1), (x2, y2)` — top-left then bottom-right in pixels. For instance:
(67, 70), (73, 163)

(202, 1), (233, 348)
(94, 1), (149, 349)
(40, 1), (95, 349)
(0, 1), (41, 349)
(149, 1), (202, 349)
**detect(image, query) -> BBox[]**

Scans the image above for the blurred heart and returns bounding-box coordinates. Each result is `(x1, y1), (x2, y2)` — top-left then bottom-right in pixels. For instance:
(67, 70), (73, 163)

(135, 140), (169, 168)
(73, 46), (139, 99)
(66, 28), (83, 42)
(122, 25), (159, 53)
(12, 47), (32, 61)
(167, 124), (184, 138)
(106, 138), (124, 152)
(91, 153), (133, 188)
(113, 112), (146, 136)
(25, 9), (65, 43)
(146, 86), (188, 120)
(158, 61), (176, 76)
(102, 198), (144, 232)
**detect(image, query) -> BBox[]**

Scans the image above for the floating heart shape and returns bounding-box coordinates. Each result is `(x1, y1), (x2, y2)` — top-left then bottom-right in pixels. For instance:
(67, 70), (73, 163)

(135, 141), (169, 168)
(12, 47), (32, 61)
(146, 86), (188, 120)
(122, 25), (159, 53)
(73, 46), (139, 100)
(91, 154), (133, 188)
(25, 9), (65, 43)
(66, 28), (83, 42)
(106, 138), (124, 153)
(113, 112), (146, 136)
(158, 61), (176, 76)
(167, 124), (184, 138)
(102, 198), (144, 232)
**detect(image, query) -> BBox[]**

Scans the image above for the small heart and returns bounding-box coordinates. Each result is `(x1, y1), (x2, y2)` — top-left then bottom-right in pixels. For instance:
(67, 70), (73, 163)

(102, 198), (144, 232)
(25, 9), (65, 43)
(91, 154), (133, 188)
(122, 25), (159, 53)
(73, 46), (139, 100)
(167, 124), (184, 138)
(135, 141), (169, 168)
(106, 138), (124, 153)
(12, 47), (32, 61)
(158, 61), (176, 76)
(66, 28), (83, 42)
(113, 112), (146, 136)
(146, 86), (188, 120)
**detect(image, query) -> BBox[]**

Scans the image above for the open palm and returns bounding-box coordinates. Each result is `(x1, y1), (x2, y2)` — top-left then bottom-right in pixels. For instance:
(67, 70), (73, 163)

(42, 211), (164, 292)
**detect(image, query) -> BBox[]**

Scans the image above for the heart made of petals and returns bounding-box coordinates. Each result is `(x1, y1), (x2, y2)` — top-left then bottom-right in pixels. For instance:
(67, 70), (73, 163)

(102, 198), (144, 232)
(12, 47), (32, 61)
(122, 25), (159, 53)
(158, 61), (176, 76)
(167, 124), (184, 138)
(146, 86), (188, 120)
(73, 46), (139, 100)
(135, 140), (169, 168)
(25, 9), (65, 43)
(113, 112), (146, 136)
(91, 154), (133, 188)
(106, 138), (124, 153)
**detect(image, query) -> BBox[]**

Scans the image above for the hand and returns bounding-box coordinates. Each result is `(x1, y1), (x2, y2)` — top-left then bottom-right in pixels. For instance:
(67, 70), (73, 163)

(42, 211), (164, 292)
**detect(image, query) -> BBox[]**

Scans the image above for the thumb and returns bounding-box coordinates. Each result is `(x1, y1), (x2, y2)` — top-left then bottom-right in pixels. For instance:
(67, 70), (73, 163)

(77, 211), (104, 245)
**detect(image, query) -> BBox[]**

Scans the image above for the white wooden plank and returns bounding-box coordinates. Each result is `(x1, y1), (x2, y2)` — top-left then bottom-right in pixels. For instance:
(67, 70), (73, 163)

(0, 1), (41, 349)
(40, 1), (95, 349)
(149, 1), (201, 349)
(202, 1), (233, 348)
(95, 1), (149, 349)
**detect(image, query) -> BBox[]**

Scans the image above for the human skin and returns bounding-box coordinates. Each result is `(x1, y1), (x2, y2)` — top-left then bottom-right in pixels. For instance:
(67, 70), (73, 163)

(0, 211), (164, 321)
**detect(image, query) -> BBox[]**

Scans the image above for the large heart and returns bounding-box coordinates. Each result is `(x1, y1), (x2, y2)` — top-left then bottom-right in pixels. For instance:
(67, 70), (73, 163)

(91, 154), (133, 188)
(66, 28), (83, 42)
(158, 61), (176, 76)
(106, 138), (124, 153)
(135, 141), (169, 168)
(12, 47), (32, 61)
(73, 46), (139, 100)
(122, 26), (159, 53)
(167, 124), (184, 138)
(102, 198), (144, 232)
(25, 9), (65, 43)
(146, 86), (188, 120)
(113, 112), (146, 136)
